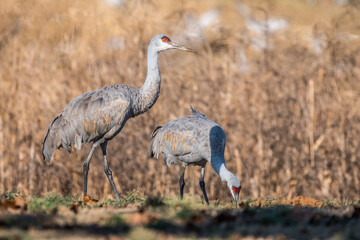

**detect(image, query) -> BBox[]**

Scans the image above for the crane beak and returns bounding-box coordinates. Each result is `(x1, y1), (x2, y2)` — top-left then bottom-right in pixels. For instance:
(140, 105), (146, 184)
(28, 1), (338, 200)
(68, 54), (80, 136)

(235, 195), (239, 207)
(171, 42), (196, 53)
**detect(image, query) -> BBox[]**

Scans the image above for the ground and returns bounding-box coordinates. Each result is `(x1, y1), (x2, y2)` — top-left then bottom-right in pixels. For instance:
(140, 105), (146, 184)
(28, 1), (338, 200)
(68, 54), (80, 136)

(0, 192), (359, 240)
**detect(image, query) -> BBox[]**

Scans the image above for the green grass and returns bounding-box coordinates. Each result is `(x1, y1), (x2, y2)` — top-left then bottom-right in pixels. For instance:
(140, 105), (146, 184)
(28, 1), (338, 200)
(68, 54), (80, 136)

(97, 190), (147, 208)
(27, 193), (79, 212)
(121, 190), (146, 205)
(323, 198), (360, 208)
(3, 190), (358, 212)
(0, 190), (21, 200)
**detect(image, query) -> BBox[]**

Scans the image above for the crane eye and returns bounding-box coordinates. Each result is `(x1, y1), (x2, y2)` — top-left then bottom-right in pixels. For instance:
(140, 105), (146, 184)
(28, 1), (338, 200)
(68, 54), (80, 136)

(161, 36), (171, 43)
(232, 186), (241, 194)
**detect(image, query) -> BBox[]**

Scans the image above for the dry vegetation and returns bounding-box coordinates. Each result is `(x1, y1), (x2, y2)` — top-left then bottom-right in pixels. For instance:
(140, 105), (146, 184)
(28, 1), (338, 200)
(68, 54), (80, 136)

(0, 0), (360, 203)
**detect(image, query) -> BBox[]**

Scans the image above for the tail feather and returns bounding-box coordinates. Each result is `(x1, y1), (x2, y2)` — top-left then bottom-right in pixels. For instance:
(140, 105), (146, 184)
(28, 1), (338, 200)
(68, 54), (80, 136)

(59, 121), (76, 152)
(148, 125), (163, 158)
(190, 105), (206, 118)
(42, 114), (64, 162)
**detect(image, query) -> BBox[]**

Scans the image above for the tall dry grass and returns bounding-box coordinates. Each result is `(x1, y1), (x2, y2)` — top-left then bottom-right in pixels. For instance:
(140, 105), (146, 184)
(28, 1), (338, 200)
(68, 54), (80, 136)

(0, 0), (360, 201)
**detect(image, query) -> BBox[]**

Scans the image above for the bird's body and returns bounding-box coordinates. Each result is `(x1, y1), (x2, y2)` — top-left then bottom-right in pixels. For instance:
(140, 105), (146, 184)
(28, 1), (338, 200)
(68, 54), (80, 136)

(42, 34), (194, 201)
(43, 84), (155, 159)
(149, 106), (241, 205)
(150, 108), (219, 167)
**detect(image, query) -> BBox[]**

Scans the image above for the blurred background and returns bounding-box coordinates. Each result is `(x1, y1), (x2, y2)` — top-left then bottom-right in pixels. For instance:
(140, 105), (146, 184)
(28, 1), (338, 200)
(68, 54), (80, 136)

(0, 0), (359, 202)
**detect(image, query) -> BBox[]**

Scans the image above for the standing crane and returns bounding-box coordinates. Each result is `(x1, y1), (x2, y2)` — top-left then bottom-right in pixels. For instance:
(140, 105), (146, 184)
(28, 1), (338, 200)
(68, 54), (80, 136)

(42, 34), (194, 202)
(149, 106), (241, 205)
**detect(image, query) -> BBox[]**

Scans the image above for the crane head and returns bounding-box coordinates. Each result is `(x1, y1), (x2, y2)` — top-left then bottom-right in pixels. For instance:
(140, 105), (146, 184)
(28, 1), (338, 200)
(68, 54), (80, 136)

(151, 34), (195, 53)
(227, 176), (241, 206)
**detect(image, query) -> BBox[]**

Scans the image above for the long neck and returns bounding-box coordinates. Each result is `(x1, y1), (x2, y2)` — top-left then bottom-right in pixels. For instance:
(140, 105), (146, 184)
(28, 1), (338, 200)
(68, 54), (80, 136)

(136, 46), (161, 115)
(210, 157), (233, 182)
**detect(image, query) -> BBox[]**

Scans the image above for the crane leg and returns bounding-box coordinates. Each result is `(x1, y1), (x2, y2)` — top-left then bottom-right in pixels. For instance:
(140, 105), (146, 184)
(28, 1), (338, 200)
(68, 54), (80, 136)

(101, 142), (121, 202)
(199, 166), (209, 205)
(83, 143), (97, 197)
(179, 164), (186, 199)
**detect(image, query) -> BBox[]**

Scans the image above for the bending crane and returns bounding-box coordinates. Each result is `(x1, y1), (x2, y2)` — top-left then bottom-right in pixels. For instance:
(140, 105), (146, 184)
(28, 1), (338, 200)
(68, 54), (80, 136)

(149, 106), (241, 205)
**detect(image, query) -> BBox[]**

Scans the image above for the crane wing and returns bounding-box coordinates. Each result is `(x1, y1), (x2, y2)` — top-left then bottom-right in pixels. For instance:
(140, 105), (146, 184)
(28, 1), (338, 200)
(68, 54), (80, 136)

(150, 124), (198, 160)
(160, 130), (196, 156)
(59, 86), (132, 149)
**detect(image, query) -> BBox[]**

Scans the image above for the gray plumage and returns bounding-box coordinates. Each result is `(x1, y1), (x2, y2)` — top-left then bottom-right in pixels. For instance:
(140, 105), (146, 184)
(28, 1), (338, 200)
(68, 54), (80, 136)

(149, 106), (241, 205)
(42, 34), (194, 201)
(42, 85), (138, 160)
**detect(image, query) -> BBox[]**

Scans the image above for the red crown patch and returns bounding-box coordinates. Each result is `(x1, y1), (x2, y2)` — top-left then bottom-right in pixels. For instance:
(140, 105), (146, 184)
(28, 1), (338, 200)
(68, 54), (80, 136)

(161, 36), (171, 43)
(232, 186), (241, 194)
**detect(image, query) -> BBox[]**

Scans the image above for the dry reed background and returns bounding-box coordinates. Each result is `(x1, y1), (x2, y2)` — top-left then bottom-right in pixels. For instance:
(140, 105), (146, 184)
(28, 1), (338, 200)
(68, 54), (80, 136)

(0, 0), (360, 202)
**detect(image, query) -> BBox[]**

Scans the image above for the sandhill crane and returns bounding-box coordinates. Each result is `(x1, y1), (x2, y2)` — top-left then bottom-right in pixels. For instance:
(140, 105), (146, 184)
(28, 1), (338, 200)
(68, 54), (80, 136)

(42, 34), (194, 201)
(149, 106), (241, 205)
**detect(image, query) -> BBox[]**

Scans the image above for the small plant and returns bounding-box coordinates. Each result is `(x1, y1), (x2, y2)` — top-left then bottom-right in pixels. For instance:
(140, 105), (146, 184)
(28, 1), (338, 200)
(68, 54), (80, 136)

(323, 199), (341, 208)
(0, 191), (21, 200)
(27, 193), (78, 212)
(121, 190), (146, 205)
(353, 199), (360, 207)
(97, 198), (124, 208)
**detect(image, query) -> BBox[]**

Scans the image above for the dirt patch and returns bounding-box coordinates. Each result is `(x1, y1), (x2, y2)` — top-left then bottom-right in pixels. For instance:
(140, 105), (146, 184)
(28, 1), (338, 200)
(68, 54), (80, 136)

(280, 196), (323, 207)
(249, 196), (324, 208)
